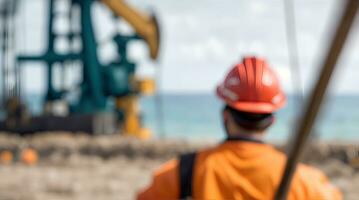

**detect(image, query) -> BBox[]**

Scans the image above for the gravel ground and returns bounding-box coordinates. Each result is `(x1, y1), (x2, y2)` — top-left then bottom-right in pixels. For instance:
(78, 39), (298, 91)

(0, 133), (358, 200)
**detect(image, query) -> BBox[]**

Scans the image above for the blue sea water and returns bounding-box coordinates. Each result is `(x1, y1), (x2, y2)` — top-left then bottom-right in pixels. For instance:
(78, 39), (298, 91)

(23, 93), (358, 142)
(140, 94), (359, 142)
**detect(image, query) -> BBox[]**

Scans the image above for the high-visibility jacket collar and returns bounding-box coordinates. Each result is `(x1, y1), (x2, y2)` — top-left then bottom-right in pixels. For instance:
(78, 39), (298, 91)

(226, 135), (264, 144)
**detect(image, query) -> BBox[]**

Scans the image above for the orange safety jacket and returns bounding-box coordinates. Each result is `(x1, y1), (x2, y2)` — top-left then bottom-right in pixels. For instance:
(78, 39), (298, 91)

(137, 138), (342, 200)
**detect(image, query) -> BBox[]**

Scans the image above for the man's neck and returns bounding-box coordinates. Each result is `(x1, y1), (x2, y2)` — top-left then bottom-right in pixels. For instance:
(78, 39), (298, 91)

(228, 131), (265, 141)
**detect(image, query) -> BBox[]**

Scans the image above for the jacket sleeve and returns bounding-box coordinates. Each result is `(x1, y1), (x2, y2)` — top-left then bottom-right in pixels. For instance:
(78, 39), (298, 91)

(293, 164), (343, 200)
(137, 159), (180, 200)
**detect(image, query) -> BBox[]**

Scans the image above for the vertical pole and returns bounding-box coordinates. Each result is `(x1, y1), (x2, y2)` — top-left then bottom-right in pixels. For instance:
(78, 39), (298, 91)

(274, 0), (358, 199)
(3, 0), (7, 101)
(12, 0), (19, 99)
(0, 1), (6, 107)
(46, 0), (55, 101)
(155, 66), (165, 138)
(283, 0), (304, 99)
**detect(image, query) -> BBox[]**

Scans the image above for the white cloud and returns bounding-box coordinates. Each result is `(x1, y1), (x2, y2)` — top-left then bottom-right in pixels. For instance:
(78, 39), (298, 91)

(249, 1), (269, 15)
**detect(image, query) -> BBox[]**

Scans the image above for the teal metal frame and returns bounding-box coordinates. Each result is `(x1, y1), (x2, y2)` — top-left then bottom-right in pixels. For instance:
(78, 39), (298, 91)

(17, 0), (144, 115)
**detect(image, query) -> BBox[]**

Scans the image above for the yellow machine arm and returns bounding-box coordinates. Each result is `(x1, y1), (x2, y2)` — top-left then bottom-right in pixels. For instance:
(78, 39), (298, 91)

(101, 0), (160, 59)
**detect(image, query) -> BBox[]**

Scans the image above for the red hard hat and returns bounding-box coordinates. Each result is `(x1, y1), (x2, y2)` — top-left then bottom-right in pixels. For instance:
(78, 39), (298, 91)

(216, 56), (286, 114)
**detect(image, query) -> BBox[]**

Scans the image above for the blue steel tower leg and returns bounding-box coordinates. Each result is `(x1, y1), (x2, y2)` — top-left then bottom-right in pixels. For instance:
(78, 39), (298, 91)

(76, 0), (106, 112)
(45, 0), (56, 101)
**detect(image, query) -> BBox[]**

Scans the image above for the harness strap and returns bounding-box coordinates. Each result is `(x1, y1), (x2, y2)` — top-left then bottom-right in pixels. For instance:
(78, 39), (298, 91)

(226, 135), (264, 144)
(179, 152), (196, 199)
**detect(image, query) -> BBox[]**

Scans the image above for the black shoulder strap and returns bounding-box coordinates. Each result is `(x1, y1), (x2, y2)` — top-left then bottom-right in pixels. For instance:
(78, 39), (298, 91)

(179, 152), (197, 199)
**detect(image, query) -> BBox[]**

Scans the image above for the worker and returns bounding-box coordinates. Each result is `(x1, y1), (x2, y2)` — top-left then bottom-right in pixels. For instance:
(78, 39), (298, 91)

(137, 56), (342, 200)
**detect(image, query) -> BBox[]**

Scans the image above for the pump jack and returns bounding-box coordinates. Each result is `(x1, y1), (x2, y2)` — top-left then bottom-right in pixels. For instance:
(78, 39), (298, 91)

(0, 0), (160, 138)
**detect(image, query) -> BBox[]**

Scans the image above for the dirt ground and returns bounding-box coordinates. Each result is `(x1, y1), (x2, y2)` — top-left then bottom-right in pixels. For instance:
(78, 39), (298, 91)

(0, 156), (159, 200)
(0, 133), (358, 200)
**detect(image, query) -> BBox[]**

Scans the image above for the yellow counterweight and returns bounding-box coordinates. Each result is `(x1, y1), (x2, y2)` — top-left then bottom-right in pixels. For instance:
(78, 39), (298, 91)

(116, 95), (151, 139)
(116, 77), (155, 139)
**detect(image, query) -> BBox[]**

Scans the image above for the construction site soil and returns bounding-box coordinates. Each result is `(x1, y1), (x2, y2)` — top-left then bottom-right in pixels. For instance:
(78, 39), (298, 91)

(0, 132), (358, 200)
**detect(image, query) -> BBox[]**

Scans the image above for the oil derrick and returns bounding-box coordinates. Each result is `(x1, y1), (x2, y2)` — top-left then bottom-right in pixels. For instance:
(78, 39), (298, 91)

(0, 0), (160, 138)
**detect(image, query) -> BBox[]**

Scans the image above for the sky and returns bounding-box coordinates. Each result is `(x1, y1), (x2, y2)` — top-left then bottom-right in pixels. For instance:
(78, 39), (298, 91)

(8, 0), (359, 95)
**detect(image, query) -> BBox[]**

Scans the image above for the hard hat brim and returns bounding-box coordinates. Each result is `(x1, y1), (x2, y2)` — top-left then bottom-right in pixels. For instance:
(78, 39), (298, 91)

(216, 87), (286, 114)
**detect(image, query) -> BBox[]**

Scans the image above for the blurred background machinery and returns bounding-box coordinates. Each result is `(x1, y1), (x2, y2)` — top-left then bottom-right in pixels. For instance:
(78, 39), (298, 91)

(0, 0), (160, 138)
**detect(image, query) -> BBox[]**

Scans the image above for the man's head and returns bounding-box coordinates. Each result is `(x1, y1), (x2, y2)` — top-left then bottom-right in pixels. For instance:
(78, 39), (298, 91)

(216, 56), (286, 138)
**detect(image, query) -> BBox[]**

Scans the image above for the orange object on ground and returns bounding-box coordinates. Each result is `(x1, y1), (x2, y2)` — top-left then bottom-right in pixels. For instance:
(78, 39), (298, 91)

(0, 150), (13, 164)
(20, 148), (38, 165)
(137, 141), (342, 200)
(216, 56), (286, 114)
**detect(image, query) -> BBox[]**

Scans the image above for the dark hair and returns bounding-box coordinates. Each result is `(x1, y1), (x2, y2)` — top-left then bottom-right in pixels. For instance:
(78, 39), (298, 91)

(224, 105), (274, 131)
